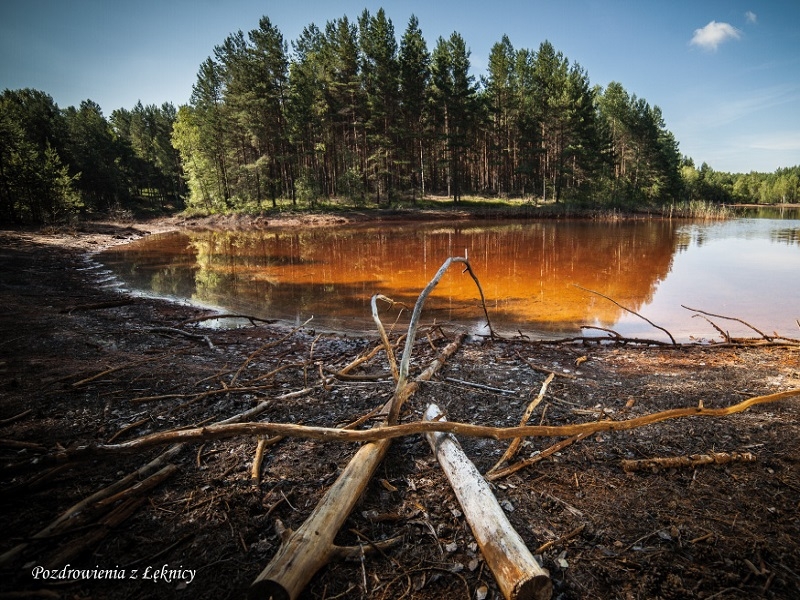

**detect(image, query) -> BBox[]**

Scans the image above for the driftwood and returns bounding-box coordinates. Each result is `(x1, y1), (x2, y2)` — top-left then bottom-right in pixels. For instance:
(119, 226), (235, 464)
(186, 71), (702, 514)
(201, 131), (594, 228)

(249, 436), (392, 600)
(249, 334), (465, 600)
(425, 404), (552, 600)
(621, 451), (757, 473)
(249, 255), (485, 600)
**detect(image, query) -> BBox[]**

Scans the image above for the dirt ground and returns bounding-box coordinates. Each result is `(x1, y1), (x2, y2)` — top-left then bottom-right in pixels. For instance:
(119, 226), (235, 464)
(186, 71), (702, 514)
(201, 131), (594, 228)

(1, 216), (799, 600)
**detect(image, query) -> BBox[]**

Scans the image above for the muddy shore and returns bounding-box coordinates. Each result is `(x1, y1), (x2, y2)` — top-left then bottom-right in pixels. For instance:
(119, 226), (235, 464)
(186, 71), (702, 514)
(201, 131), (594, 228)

(1, 215), (799, 600)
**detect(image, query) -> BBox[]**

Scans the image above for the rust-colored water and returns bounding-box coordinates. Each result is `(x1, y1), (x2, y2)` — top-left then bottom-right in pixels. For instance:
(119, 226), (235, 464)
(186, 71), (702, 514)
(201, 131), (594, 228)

(98, 217), (800, 341)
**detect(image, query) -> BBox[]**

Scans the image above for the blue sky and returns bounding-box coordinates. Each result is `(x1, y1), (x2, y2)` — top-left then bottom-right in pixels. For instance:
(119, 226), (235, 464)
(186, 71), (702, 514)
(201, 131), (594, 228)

(2, 0), (798, 173)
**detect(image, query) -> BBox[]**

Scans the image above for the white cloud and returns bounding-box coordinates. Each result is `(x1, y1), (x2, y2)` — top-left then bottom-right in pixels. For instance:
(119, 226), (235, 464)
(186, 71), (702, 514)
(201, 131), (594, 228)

(745, 11), (757, 25)
(690, 21), (742, 51)
(749, 132), (800, 152)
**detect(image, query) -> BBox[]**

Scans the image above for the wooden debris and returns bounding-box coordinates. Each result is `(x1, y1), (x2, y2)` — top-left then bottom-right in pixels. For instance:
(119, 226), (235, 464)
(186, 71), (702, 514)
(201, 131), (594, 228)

(251, 435), (283, 483)
(487, 433), (589, 482)
(88, 388), (800, 454)
(248, 334), (465, 600)
(573, 284), (677, 345)
(250, 254), (484, 600)
(621, 451), (757, 473)
(489, 372), (555, 474)
(424, 403), (552, 600)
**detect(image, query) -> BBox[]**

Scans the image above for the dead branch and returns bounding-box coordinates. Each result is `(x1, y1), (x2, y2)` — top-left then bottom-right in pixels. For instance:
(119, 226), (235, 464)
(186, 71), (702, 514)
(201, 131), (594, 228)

(44, 496), (148, 570)
(249, 437), (392, 600)
(486, 433), (590, 481)
(249, 333), (465, 600)
(251, 436), (283, 483)
(250, 257), (478, 600)
(130, 384), (274, 404)
(0, 439), (47, 452)
(230, 316), (313, 387)
(60, 299), (136, 313)
(0, 444), (183, 568)
(371, 294), (400, 381)
(85, 388), (800, 454)
(621, 451), (757, 473)
(147, 327), (214, 349)
(70, 354), (165, 388)
(691, 314), (731, 342)
(489, 373), (555, 474)
(517, 353), (576, 379)
(424, 403), (552, 600)
(574, 285), (677, 345)
(106, 417), (150, 443)
(443, 377), (516, 395)
(534, 524), (586, 555)
(0, 397), (276, 568)
(0, 409), (32, 427)
(180, 313), (277, 326)
(682, 305), (772, 340)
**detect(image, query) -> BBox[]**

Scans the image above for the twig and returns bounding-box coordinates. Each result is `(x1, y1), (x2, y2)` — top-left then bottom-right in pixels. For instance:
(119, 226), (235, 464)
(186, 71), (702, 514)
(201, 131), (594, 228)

(517, 353), (576, 379)
(251, 436), (283, 483)
(371, 294), (402, 382)
(534, 524), (586, 554)
(0, 409), (32, 427)
(573, 284), (676, 345)
(71, 354), (165, 388)
(488, 373), (555, 474)
(682, 305), (771, 340)
(0, 444), (184, 568)
(443, 377), (515, 395)
(106, 417), (150, 443)
(621, 451), (757, 473)
(180, 313), (277, 326)
(229, 317), (313, 387)
(691, 314), (730, 342)
(61, 299), (136, 313)
(147, 327), (214, 349)
(486, 433), (589, 481)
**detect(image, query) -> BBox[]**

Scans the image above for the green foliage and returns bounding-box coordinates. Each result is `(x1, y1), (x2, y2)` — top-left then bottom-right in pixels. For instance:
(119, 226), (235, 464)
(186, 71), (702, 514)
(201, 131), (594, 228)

(0, 89), (80, 223)
(0, 88), (181, 224)
(337, 167), (366, 206)
(6, 10), (794, 223)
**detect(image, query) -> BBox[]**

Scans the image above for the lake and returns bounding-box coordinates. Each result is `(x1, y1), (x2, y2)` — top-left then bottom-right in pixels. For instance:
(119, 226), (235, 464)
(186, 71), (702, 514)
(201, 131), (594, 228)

(97, 211), (800, 342)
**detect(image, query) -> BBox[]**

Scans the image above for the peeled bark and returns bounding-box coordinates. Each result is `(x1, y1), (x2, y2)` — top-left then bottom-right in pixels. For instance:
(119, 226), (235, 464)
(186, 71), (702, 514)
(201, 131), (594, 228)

(424, 403), (552, 600)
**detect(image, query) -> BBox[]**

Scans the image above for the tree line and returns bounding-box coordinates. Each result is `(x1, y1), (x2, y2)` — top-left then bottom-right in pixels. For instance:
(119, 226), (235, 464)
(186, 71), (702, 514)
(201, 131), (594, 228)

(681, 160), (800, 205)
(172, 10), (686, 211)
(0, 89), (181, 223)
(1, 8), (797, 224)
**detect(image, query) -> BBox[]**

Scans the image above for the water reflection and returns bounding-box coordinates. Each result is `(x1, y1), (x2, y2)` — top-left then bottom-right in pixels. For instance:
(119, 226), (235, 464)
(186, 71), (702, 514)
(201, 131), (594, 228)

(98, 217), (800, 341)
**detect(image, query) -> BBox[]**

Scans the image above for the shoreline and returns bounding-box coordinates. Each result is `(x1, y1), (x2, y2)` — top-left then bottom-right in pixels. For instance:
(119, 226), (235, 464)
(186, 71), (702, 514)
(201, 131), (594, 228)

(1, 216), (799, 599)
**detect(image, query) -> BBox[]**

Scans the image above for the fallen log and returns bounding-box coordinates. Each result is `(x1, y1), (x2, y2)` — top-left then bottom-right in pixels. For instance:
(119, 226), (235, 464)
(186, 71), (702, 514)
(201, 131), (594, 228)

(250, 255), (483, 600)
(424, 404), (552, 600)
(248, 437), (391, 600)
(621, 451), (757, 473)
(248, 334), (465, 600)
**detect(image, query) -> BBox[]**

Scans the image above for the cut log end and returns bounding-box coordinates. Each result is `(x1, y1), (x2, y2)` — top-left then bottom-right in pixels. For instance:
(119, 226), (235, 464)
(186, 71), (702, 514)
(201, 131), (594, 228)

(247, 579), (290, 600)
(515, 574), (553, 600)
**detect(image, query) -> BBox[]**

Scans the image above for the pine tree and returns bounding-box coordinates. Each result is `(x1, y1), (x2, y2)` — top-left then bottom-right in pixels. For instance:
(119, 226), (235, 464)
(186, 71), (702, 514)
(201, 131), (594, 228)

(398, 15), (430, 200)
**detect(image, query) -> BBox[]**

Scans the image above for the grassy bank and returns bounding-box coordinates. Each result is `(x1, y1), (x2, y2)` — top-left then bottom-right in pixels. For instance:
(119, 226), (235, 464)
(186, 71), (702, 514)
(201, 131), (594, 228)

(175, 195), (736, 224)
